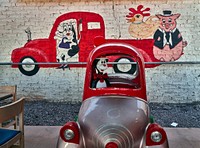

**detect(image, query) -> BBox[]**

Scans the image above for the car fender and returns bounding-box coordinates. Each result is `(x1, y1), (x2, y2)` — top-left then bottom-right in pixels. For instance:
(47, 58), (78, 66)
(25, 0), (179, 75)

(11, 47), (50, 67)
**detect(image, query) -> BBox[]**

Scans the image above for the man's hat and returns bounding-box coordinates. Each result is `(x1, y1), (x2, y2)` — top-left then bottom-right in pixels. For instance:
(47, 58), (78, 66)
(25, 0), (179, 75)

(162, 10), (172, 16)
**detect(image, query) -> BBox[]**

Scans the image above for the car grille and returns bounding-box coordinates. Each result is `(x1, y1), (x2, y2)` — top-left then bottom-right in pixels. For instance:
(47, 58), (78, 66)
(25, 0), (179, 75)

(93, 124), (134, 148)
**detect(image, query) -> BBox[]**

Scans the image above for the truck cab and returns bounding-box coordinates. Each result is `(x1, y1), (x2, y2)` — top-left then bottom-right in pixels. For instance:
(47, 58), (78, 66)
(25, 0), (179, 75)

(11, 12), (105, 76)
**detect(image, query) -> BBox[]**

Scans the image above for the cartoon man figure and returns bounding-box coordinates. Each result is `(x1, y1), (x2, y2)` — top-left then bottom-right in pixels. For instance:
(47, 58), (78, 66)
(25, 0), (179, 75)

(153, 10), (187, 61)
(92, 58), (110, 88)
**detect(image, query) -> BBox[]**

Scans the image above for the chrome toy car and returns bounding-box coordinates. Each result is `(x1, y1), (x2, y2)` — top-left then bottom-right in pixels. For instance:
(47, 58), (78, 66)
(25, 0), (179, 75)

(57, 43), (169, 148)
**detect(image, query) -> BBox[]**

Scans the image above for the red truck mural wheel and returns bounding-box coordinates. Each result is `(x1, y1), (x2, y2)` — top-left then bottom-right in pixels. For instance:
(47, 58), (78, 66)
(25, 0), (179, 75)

(113, 57), (137, 74)
(19, 56), (39, 76)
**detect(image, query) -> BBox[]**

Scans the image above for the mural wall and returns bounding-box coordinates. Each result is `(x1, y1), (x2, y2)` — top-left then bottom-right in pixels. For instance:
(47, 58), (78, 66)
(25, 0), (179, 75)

(0, 0), (199, 103)
(10, 5), (188, 76)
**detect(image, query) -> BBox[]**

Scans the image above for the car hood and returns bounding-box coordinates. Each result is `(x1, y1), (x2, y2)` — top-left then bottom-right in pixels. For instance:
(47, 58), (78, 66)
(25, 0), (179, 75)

(24, 38), (54, 49)
(78, 96), (149, 148)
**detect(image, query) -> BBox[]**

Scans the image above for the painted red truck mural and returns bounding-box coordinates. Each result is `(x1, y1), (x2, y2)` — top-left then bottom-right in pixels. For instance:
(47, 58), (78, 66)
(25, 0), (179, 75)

(11, 10), (185, 76)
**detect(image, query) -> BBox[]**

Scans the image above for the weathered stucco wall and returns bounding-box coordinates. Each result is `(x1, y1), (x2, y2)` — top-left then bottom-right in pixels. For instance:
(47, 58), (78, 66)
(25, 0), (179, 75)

(0, 0), (200, 103)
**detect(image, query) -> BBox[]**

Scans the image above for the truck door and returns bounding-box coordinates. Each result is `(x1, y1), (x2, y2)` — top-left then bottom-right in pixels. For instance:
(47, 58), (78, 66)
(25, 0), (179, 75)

(78, 15), (105, 62)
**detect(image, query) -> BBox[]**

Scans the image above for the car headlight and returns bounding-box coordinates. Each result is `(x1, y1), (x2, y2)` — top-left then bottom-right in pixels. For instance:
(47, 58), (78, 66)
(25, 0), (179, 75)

(151, 131), (162, 143)
(60, 121), (80, 144)
(64, 129), (75, 140)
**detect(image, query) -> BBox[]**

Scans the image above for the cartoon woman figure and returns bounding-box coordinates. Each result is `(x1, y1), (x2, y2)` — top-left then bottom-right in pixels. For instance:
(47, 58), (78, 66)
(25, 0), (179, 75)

(54, 20), (79, 69)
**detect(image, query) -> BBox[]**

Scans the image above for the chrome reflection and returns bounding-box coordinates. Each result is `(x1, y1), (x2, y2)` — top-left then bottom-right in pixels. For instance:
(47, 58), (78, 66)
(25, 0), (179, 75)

(94, 124), (134, 148)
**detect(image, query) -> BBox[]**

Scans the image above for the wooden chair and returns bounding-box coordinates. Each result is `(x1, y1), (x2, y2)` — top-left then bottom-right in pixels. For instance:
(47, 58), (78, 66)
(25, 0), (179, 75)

(0, 97), (25, 148)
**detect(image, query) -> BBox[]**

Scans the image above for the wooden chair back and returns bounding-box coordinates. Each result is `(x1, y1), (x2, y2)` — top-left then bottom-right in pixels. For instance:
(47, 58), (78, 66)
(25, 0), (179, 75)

(0, 85), (17, 102)
(0, 97), (24, 148)
(0, 85), (17, 128)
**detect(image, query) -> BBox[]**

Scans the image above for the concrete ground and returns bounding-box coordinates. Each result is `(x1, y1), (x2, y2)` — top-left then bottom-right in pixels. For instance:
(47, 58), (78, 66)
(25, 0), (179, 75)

(24, 126), (200, 148)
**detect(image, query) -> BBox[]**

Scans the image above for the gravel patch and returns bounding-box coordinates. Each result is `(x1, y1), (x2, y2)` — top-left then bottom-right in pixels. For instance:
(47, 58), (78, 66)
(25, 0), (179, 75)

(24, 101), (200, 128)
(25, 101), (81, 126)
(149, 102), (200, 128)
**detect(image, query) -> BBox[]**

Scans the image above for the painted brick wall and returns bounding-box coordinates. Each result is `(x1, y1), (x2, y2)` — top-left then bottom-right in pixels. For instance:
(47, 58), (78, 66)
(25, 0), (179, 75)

(0, 0), (200, 103)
